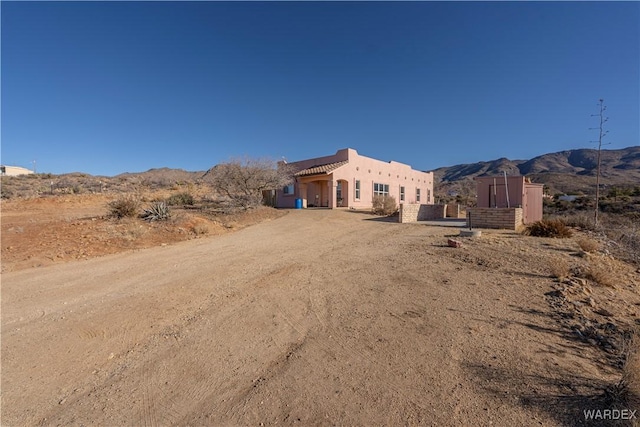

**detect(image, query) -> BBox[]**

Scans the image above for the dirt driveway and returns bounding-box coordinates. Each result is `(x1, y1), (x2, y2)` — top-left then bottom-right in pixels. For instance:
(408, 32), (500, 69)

(1, 208), (631, 426)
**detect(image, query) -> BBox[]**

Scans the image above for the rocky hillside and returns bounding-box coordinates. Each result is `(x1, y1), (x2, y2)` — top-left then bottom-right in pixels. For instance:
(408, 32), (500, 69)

(433, 146), (640, 198)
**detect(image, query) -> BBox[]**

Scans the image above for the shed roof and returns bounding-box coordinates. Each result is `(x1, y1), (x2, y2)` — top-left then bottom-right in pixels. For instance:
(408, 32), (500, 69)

(294, 160), (349, 177)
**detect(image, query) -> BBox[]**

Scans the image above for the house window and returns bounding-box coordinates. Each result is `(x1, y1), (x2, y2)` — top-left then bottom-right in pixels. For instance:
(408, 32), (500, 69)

(336, 182), (342, 200)
(355, 180), (361, 200)
(427, 189), (431, 203)
(283, 184), (294, 195)
(373, 183), (389, 197)
(416, 188), (421, 202)
(400, 186), (405, 202)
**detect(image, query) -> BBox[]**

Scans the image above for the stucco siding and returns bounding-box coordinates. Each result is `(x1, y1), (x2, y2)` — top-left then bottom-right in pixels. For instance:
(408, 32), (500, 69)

(276, 148), (433, 210)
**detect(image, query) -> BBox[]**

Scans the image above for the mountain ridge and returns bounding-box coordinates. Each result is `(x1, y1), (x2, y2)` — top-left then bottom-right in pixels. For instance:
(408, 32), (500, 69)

(431, 146), (640, 197)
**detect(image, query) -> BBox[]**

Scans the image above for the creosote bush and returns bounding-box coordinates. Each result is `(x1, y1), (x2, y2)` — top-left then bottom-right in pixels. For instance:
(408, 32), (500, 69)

(166, 192), (194, 206)
(524, 219), (573, 238)
(372, 195), (398, 216)
(107, 196), (140, 219)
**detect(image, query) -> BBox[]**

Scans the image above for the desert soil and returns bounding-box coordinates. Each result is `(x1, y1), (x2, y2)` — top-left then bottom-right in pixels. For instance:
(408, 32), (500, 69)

(2, 195), (639, 426)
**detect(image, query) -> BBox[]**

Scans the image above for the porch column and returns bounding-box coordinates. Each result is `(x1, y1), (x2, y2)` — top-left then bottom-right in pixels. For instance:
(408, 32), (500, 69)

(328, 180), (335, 209)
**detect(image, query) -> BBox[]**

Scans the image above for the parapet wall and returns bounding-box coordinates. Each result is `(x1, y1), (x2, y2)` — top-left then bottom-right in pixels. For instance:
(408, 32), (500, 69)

(399, 204), (446, 223)
(467, 207), (523, 230)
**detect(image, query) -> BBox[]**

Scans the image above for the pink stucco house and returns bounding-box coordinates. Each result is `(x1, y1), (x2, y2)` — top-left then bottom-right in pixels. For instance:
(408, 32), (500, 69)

(276, 148), (434, 209)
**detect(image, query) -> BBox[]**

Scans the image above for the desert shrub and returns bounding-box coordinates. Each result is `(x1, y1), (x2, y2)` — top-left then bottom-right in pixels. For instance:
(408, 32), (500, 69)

(203, 157), (294, 209)
(599, 214), (640, 267)
(548, 257), (570, 280)
(166, 192), (194, 206)
(107, 196), (140, 219)
(605, 330), (640, 415)
(191, 223), (210, 236)
(141, 201), (171, 221)
(585, 259), (615, 288)
(562, 213), (597, 230)
(372, 195), (397, 216)
(577, 237), (599, 253)
(524, 219), (573, 238)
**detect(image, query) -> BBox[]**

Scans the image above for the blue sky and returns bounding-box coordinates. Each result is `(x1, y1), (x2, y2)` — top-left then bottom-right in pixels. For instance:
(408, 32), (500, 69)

(2, 1), (638, 176)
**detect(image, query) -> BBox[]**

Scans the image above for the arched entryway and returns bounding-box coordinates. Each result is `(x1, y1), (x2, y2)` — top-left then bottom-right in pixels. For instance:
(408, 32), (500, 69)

(336, 179), (349, 208)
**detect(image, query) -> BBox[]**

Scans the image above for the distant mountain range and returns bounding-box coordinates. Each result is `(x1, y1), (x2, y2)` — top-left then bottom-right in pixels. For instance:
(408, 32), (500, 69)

(432, 146), (640, 197)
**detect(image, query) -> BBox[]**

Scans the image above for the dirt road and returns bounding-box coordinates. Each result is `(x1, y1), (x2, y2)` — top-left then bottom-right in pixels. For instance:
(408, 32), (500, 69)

(1, 209), (622, 426)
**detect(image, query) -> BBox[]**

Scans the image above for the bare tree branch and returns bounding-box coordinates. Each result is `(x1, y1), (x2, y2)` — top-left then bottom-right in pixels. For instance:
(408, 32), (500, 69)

(202, 157), (294, 209)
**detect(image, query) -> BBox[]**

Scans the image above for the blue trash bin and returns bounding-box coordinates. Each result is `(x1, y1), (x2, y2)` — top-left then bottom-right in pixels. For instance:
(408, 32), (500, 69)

(295, 198), (303, 209)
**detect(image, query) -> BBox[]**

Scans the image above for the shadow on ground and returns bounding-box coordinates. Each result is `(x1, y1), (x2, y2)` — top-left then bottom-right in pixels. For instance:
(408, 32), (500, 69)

(465, 304), (637, 426)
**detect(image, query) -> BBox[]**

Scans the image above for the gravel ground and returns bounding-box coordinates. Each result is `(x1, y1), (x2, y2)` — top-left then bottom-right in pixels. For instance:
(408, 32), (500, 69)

(2, 200), (639, 426)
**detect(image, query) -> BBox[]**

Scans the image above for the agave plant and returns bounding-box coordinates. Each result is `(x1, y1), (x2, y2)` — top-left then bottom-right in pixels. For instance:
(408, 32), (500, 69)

(141, 201), (171, 221)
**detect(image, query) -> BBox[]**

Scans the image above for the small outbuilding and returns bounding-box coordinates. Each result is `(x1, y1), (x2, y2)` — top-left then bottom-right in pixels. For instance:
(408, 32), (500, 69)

(472, 175), (544, 227)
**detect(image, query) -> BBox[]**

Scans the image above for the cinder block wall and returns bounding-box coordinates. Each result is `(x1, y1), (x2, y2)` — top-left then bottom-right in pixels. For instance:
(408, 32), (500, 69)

(467, 207), (524, 230)
(399, 204), (420, 223)
(399, 204), (446, 223)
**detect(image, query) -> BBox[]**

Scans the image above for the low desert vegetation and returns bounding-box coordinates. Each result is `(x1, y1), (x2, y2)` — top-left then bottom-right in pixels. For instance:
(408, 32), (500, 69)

(191, 223), (210, 236)
(523, 218), (573, 238)
(371, 195), (398, 216)
(584, 258), (617, 288)
(548, 257), (570, 281)
(605, 330), (640, 422)
(577, 237), (600, 253)
(554, 212), (640, 267)
(202, 157), (294, 209)
(141, 201), (171, 222)
(166, 192), (195, 206)
(107, 196), (140, 219)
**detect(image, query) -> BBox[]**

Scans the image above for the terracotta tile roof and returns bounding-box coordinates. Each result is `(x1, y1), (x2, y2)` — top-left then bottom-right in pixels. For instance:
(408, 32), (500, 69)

(294, 160), (349, 177)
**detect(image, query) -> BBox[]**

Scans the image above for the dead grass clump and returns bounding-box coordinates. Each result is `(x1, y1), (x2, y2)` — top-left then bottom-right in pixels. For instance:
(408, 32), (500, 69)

(524, 219), (573, 238)
(548, 257), (570, 280)
(191, 223), (210, 236)
(577, 237), (600, 253)
(120, 221), (146, 241)
(107, 196), (140, 219)
(562, 213), (597, 231)
(585, 258), (616, 288)
(605, 330), (640, 418)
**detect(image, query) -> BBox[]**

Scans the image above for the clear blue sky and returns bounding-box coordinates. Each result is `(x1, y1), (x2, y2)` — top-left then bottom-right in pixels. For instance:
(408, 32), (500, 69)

(2, 1), (638, 176)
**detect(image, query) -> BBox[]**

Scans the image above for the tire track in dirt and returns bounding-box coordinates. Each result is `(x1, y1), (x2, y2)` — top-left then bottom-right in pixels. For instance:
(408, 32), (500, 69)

(3, 209), (577, 426)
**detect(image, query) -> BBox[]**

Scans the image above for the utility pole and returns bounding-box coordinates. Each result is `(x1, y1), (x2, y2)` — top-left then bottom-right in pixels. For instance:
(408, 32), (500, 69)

(590, 99), (609, 227)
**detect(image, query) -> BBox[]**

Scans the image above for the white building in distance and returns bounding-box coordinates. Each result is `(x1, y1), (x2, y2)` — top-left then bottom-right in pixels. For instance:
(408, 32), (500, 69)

(1, 165), (35, 176)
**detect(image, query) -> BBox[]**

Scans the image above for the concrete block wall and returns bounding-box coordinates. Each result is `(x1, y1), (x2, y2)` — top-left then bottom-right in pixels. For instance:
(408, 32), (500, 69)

(467, 207), (524, 230)
(399, 203), (420, 223)
(399, 204), (446, 223)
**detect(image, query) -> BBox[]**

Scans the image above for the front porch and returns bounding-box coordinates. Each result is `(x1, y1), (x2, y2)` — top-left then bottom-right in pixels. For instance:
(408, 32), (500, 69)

(296, 176), (349, 209)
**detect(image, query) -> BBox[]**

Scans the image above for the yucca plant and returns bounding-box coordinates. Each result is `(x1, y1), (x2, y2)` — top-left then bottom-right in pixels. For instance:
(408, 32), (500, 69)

(141, 201), (171, 221)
